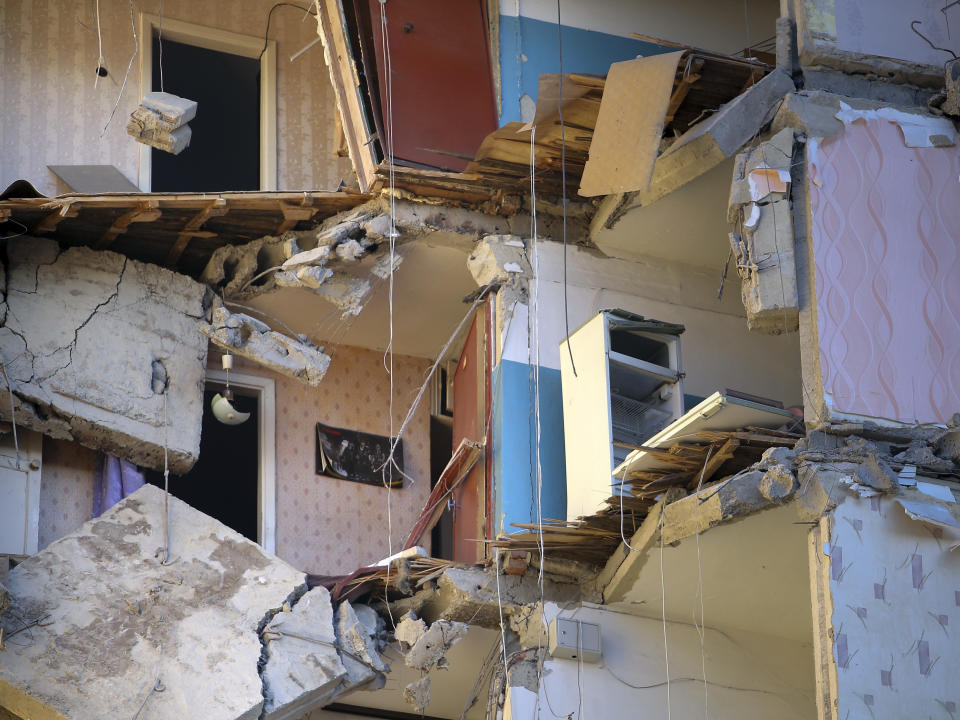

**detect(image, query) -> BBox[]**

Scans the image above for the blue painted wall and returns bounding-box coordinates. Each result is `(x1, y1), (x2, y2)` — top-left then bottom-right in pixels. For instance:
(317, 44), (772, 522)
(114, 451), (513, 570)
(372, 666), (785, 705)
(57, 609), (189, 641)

(493, 359), (566, 536)
(498, 15), (671, 125)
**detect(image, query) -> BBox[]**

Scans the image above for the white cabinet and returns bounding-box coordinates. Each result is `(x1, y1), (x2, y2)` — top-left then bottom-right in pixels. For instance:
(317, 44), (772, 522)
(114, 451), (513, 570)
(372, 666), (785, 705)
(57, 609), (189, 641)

(560, 310), (684, 521)
(0, 429), (42, 556)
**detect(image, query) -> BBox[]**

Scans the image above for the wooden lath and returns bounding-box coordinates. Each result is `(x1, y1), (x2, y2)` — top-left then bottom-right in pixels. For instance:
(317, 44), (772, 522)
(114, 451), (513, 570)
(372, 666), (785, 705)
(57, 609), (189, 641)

(164, 198), (228, 266)
(96, 200), (161, 249)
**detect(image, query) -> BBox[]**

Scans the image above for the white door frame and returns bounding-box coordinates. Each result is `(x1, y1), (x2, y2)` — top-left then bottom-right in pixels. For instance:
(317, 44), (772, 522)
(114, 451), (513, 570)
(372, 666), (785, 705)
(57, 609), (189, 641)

(137, 13), (277, 191)
(205, 369), (277, 553)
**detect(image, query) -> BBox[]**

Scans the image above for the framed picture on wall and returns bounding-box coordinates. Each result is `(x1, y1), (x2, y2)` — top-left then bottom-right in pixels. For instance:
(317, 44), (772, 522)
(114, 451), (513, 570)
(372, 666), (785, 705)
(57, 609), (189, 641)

(315, 422), (404, 488)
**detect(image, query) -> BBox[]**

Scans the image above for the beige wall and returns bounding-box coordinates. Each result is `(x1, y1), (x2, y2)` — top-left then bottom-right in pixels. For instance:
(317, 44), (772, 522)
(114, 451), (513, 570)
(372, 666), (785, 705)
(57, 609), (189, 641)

(0, 0), (353, 197)
(36, 343), (431, 576)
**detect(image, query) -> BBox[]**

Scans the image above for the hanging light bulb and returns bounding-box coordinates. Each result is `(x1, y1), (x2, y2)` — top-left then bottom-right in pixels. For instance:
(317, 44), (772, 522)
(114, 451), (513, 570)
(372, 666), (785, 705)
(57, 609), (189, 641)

(211, 354), (250, 425)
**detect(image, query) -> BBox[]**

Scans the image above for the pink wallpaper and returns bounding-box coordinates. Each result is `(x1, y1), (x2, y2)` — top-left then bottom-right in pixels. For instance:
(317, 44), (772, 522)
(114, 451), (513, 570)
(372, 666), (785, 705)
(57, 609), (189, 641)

(221, 346), (432, 575)
(808, 118), (960, 425)
(827, 493), (960, 719)
(37, 439), (97, 550)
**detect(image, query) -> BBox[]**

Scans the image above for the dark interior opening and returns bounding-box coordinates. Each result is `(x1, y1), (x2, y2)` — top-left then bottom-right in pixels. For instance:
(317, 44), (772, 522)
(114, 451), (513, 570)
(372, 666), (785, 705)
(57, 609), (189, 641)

(609, 330), (670, 366)
(429, 416), (454, 560)
(150, 35), (260, 192)
(146, 389), (259, 541)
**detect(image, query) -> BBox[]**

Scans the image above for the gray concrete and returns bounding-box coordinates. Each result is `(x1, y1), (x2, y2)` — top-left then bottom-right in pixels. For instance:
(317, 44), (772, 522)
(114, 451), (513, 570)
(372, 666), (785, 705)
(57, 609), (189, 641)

(727, 128), (799, 334)
(0, 237), (209, 474)
(203, 302), (331, 386)
(261, 587), (349, 720)
(335, 600), (388, 691)
(0, 484), (306, 720)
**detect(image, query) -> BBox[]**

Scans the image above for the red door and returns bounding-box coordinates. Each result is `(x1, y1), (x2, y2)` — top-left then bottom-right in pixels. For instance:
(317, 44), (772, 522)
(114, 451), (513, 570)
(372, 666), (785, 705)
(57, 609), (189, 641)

(451, 302), (490, 563)
(367, 0), (498, 171)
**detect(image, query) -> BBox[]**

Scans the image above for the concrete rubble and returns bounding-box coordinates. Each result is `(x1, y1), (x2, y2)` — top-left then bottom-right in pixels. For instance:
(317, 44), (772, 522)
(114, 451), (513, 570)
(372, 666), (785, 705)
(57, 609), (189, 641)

(0, 237), (209, 474)
(203, 302), (331, 386)
(727, 128), (798, 334)
(260, 591), (387, 720)
(393, 611), (467, 714)
(126, 91), (197, 155)
(0, 484), (387, 720)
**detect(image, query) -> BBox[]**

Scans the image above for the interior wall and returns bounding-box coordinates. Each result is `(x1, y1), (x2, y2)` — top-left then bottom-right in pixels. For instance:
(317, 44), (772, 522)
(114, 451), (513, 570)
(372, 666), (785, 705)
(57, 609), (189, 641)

(0, 0), (353, 197)
(214, 345), (431, 575)
(37, 439), (97, 551)
(821, 493), (960, 719)
(806, 117), (960, 426)
(507, 603), (816, 720)
(492, 241), (802, 533)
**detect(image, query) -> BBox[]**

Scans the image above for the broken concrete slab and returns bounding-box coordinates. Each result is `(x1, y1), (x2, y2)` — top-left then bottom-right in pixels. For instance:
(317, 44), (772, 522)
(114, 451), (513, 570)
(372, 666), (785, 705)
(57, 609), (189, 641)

(0, 237), (209, 474)
(394, 611), (428, 651)
(592, 69), (796, 237)
(140, 91), (198, 129)
(402, 676), (431, 714)
(0, 484), (306, 720)
(336, 600), (388, 691)
(203, 303), (331, 386)
(403, 619), (468, 672)
(727, 128), (798, 334)
(467, 235), (531, 287)
(261, 587), (351, 720)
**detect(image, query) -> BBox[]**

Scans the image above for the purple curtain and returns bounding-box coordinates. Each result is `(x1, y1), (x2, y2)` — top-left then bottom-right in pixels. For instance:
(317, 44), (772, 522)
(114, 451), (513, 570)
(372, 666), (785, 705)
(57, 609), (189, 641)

(93, 453), (146, 518)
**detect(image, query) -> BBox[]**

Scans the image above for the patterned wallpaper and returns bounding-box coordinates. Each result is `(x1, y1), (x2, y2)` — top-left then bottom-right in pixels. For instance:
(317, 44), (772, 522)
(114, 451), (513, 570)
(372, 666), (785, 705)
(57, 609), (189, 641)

(827, 493), (960, 719)
(37, 439), (97, 550)
(264, 345), (432, 574)
(808, 118), (960, 425)
(0, 0), (354, 196)
(35, 345), (432, 576)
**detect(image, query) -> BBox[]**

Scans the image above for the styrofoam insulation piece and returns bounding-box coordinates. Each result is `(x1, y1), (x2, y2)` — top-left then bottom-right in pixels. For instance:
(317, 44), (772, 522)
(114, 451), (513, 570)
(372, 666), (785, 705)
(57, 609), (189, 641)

(834, 102), (957, 147)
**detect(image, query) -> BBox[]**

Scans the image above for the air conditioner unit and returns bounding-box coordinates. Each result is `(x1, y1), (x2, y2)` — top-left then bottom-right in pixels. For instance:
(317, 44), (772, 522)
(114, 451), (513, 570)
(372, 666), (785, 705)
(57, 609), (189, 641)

(560, 309), (684, 521)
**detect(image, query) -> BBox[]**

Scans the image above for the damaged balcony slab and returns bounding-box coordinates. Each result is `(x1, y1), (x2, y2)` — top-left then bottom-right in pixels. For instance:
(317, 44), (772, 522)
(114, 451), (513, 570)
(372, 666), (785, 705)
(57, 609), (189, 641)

(0, 237), (209, 474)
(0, 484), (306, 720)
(203, 303), (331, 386)
(591, 69), (796, 240)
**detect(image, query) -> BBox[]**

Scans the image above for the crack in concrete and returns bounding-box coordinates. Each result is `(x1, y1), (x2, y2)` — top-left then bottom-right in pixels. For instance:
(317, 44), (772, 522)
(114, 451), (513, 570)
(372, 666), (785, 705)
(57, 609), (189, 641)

(255, 580), (309, 720)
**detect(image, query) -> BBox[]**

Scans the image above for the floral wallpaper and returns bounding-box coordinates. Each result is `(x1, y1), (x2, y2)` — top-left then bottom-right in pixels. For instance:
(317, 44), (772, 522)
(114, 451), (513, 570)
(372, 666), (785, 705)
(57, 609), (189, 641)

(0, 0), (354, 196)
(808, 117), (960, 425)
(827, 493), (960, 719)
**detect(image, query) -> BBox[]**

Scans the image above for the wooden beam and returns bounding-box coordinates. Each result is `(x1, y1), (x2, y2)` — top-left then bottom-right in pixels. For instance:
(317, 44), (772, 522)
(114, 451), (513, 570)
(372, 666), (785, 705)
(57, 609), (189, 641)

(95, 201), (161, 249)
(164, 198), (228, 266)
(33, 202), (79, 234)
(275, 200), (318, 234)
(688, 439), (740, 489)
(314, 0), (378, 192)
(664, 56), (704, 126)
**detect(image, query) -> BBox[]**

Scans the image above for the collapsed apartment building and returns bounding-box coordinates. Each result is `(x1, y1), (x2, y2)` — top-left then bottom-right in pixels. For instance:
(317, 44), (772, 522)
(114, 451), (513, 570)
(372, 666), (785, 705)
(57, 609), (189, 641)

(1, 0), (959, 719)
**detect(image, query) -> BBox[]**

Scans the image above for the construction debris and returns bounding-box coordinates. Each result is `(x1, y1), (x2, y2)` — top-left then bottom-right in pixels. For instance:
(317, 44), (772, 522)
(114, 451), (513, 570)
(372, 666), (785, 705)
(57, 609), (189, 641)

(0, 485), (307, 720)
(127, 92), (198, 155)
(727, 127), (798, 334)
(203, 302), (331, 386)
(0, 236), (209, 474)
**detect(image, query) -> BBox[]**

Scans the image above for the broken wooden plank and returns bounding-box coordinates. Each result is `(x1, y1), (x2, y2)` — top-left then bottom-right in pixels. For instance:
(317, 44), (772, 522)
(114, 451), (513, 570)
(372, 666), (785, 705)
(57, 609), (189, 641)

(664, 56), (705, 125)
(276, 201), (318, 234)
(95, 201), (161, 249)
(164, 198), (228, 266)
(32, 202), (79, 234)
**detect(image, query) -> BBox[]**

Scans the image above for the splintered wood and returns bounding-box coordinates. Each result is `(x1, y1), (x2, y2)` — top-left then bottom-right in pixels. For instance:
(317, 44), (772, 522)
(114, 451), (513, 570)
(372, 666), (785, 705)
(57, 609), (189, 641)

(491, 426), (801, 565)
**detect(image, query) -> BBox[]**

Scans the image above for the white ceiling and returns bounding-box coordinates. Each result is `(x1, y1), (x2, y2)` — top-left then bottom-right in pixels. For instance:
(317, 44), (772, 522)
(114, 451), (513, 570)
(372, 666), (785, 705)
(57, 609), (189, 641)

(592, 159), (736, 272)
(608, 503), (814, 643)
(246, 242), (478, 360)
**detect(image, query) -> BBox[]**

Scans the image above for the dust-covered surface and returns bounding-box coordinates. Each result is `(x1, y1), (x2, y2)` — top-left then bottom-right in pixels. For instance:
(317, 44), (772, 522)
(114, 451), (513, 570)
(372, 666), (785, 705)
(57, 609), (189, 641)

(0, 484), (305, 720)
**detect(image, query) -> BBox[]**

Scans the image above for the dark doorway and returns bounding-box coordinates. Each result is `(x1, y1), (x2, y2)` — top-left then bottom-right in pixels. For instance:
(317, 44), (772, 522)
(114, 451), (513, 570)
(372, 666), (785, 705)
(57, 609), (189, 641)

(150, 35), (260, 191)
(429, 416), (454, 560)
(146, 389), (260, 541)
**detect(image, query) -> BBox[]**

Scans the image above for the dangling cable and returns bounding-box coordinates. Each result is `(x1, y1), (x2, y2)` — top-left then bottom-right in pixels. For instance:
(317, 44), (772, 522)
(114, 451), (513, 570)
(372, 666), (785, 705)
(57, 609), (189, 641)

(101, 0), (138, 136)
(659, 503), (672, 720)
(158, 0), (165, 92)
(555, 0), (577, 377)
(94, 0), (105, 88)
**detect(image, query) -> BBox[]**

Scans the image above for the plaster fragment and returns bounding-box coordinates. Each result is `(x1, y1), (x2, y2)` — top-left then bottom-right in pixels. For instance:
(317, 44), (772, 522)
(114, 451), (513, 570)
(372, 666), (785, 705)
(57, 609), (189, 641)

(403, 620), (468, 671)
(835, 102), (957, 147)
(402, 676), (431, 713)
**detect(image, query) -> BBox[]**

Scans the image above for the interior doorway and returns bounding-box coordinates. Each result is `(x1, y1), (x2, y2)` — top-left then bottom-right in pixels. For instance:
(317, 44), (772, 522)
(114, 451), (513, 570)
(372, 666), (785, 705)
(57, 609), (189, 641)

(136, 14), (277, 191)
(150, 36), (260, 192)
(145, 370), (277, 550)
(147, 388), (259, 540)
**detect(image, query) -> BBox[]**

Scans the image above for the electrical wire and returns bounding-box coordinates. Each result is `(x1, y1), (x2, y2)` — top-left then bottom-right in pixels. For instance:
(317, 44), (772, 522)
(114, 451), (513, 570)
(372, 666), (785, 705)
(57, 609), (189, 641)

(100, 0), (137, 137)
(693, 445), (714, 719)
(259, 3), (317, 61)
(94, 0), (105, 88)
(659, 502), (672, 720)
(158, 0), (165, 92)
